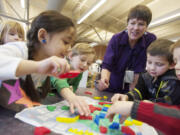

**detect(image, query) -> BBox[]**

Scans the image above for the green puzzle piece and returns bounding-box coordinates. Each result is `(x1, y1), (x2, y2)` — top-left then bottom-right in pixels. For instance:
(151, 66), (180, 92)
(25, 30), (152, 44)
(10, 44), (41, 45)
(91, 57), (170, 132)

(61, 105), (70, 110)
(47, 105), (56, 111)
(48, 92), (55, 96)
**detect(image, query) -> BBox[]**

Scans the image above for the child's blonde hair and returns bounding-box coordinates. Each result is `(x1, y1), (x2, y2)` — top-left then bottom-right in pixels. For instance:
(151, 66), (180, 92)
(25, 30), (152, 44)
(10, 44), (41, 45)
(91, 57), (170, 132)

(71, 43), (96, 61)
(170, 40), (180, 53)
(0, 21), (25, 44)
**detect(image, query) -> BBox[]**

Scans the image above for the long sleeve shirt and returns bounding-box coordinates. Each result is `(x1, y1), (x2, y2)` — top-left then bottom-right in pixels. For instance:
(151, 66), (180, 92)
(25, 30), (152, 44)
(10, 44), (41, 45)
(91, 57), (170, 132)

(101, 30), (156, 93)
(131, 100), (180, 135)
(50, 73), (83, 93)
(0, 42), (28, 81)
(0, 42), (48, 112)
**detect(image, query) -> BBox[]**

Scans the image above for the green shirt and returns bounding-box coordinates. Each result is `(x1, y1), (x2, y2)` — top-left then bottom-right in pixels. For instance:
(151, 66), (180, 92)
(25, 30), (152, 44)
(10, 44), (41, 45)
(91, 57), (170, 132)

(50, 73), (83, 93)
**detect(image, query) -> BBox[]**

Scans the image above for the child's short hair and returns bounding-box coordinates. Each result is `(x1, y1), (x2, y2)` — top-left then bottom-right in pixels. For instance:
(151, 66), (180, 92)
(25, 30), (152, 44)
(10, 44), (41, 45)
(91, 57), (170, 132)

(71, 43), (96, 61)
(127, 5), (152, 25)
(147, 39), (174, 64)
(170, 40), (180, 53)
(0, 21), (25, 44)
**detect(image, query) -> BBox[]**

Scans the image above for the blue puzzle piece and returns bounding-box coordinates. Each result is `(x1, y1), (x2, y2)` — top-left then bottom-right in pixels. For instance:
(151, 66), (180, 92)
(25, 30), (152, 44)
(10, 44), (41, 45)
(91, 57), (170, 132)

(94, 115), (100, 125)
(109, 122), (119, 129)
(99, 112), (106, 119)
(102, 107), (108, 112)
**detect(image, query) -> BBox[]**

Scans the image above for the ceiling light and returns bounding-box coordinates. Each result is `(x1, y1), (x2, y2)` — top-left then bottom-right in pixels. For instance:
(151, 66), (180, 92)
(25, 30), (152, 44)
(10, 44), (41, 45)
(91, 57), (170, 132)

(20, 0), (26, 9)
(149, 11), (180, 28)
(90, 42), (98, 47)
(77, 0), (107, 24)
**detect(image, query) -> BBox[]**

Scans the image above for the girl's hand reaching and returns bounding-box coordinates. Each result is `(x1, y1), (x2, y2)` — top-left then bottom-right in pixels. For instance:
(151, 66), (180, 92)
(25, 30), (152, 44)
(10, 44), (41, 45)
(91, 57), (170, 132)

(15, 56), (70, 78)
(37, 56), (70, 76)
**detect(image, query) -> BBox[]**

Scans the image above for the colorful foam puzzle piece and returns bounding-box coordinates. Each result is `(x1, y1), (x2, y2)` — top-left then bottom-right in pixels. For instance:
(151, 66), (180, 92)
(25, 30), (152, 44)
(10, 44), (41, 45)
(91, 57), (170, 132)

(68, 128), (95, 135)
(58, 70), (80, 79)
(34, 126), (51, 135)
(61, 105), (70, 110)
(103, 95), (108, 100)
(48, 92), (55, 96)
(46, 105), (56, 112)
(109, 122), (119, 129)
(94, 115), (100, 125)
(85, 91), (93, 95)
(98, 101), (112, 105)
(99, 112), (106, 119)
(121, 126), (136, 135)
(132, 119), (143, 126)
(56, 115), (79, 123)
(89, 105), (101, 113)
(79, 115), (93, 120)
(93, 96), (102, 100)
(99, 126), (108, 134)
(102, 107), (108, 112)
(104, 104), (111, 107)
(124, 120), (133, 126)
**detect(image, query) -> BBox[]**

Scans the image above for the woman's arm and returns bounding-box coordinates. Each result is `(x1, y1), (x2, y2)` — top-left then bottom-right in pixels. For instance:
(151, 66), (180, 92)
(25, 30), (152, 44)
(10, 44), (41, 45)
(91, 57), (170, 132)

(129, 73), (139, 91)
(97, 69), (111, 91)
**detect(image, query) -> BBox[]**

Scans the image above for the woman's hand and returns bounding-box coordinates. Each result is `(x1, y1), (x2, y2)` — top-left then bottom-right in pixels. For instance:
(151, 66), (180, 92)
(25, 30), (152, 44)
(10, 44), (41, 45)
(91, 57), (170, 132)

(106, 101), (133, 124)
(111, 94), (129, 103)
(97, 69), (110, 91)
(97, 78), (109, 91)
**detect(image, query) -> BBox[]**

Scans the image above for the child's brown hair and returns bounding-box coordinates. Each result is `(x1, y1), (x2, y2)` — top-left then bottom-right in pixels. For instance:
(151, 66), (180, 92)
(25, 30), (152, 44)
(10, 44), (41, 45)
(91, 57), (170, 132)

(147, 39), (174, 64)
(0, 21), (25, 44)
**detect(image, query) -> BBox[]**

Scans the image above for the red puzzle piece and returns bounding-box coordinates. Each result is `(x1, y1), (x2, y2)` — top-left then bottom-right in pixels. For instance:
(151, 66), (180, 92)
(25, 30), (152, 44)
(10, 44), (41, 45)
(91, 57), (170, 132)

(98, 101), (112, 105)
(34, 126), (51, 135)
(99, 126), (108, 134)
(89, 105), (101, 113)
(121, 126), (135, 135)
(84, 91), (93, 95)
(58, 70), (80, 79)
(79, 115), (93, 120)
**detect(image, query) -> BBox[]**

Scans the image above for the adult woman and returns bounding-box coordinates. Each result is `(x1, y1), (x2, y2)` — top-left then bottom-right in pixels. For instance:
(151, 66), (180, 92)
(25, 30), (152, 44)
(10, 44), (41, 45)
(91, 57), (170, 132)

(97, 5), (156, 93)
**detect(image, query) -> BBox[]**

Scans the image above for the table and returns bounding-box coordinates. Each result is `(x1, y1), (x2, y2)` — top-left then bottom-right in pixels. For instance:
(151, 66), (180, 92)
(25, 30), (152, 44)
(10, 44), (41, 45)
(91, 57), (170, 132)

(0, 88), (110, 135)
(0, 88), (158, 135)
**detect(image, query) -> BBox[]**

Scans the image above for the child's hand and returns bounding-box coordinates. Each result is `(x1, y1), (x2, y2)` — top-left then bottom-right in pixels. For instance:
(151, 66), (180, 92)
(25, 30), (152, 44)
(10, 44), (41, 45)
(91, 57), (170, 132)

(68, 95), (90, 116)
(111, 94), (128, 103)
(38, 56), (70, 76)
(106, 101), (133, 124)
